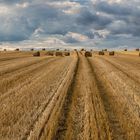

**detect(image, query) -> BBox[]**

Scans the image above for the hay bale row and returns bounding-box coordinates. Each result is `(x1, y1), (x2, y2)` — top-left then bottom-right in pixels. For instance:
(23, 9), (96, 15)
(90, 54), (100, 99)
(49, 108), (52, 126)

(45, 51), (54, 56)
(109, 51), (115, 56)
(85, 51), (92, 57)
(102, 49), (107, 51)
(33, 51), (40, 57)
(55, 51), (63, 56)
(64, 52), (70, 56)
(42, 48), (46, 51)
(44, 51), (71, 57)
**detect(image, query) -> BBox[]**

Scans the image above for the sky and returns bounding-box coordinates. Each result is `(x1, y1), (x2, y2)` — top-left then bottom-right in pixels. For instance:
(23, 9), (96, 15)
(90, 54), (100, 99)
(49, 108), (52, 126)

(0, 0), (140, 50)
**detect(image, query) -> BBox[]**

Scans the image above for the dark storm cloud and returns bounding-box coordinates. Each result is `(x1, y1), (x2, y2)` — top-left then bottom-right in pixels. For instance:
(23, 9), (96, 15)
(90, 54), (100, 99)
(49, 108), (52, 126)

(0, 2), (70, 41)
(76, 7), (112, 30)
(94, 1), (140, 37)
(64, 37), (80, 43)
(96, 1), (131, 16)
(0, 0), (140, 49)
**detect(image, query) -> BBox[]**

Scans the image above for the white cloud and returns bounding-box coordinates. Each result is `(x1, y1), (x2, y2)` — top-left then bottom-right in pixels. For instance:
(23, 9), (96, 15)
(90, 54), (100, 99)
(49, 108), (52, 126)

(63, 7), (81, 14)
(66, 32), (89, 42)
(46, 1), (81, 8)
(0, 0), (140, 49)
(32, 27), (45, 37)
(43, 37), (66, 45)
(96, 29), (110, 38)
(46, 1), (82, 15)
(16, 2), (29, 8)
(0, 5), (11, 14)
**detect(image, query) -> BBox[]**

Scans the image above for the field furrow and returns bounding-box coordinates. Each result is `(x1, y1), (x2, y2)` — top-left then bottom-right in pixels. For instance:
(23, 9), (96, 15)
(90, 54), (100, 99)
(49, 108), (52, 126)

(0, 51), (140, 140)
(101, 56), (140, 84)
(0, 57), (53, 76)
(55, 53), (111, 140)
(88, 56), (140, 139)
(27, 56), (78, 140)
(0, 56), (75, 140)
(0, 57), (59, 95)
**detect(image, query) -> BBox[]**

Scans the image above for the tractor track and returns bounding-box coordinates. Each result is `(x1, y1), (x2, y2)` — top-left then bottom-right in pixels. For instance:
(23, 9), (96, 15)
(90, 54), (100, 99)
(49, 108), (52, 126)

(0, 57), (61, 99)
(87, 57), (127, 140)
(0, 56), (31, 62)
(26, 57), (77, 140)
(100, 57), (140, 85)
(97, 57), (140, 118)
(88, 56), (140, 139)
(0, 57), (54, 76)
(0, 51), (140, 140)
(0, 57), (75, 140)
(55, 54), (112, 140)
(54, 54), (79, 140)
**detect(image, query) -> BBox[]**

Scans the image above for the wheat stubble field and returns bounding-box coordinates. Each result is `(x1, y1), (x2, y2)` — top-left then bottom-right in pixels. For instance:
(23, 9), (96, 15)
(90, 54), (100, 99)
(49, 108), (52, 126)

(0, 51), (140, 140)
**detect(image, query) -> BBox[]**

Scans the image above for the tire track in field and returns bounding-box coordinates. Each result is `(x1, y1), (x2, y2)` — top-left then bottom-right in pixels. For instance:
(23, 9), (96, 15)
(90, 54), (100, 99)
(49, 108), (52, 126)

(0, 57), (63, 102)
(54, 55), (79, 140)
(55, 54), (87, 140)
(101, 56), (140, 103)
(55, 53), (111, 140)
(0, 56), (31, 62)
(0, 57), (54, 78)
(89, 57), (140, 139)
(0, 57), (52, 76)
(101, 57), (140, 85)
(0, 57), (59, 95)
(25, 57), (77, 140)
(0, 57), (33, 67)
(87, 58), (127, 140)
(97, 57), (140, 118)
(0, 57), (74, 140)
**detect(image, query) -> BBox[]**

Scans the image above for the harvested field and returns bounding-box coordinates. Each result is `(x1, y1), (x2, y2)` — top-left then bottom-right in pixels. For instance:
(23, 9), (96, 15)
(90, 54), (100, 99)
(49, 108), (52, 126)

(117, 51), (140, 56)
(0, 51), (140, 140)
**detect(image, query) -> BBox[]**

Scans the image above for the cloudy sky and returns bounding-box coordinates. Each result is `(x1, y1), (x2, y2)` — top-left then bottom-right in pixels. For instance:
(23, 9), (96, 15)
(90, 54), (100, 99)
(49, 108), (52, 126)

(0, 0), (140, 49)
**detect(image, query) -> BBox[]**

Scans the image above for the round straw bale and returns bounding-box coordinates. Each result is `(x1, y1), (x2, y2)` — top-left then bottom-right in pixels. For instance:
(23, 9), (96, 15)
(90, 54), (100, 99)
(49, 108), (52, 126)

(109, 51), (115, 56)
(99, 51), (104, 55)
(33, 51), (40, 57)
(85, 51), (92, 57)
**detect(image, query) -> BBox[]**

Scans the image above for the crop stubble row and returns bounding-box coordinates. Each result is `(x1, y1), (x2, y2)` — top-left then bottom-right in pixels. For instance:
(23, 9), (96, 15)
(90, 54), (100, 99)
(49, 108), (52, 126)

(0, 52), (140, 140)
